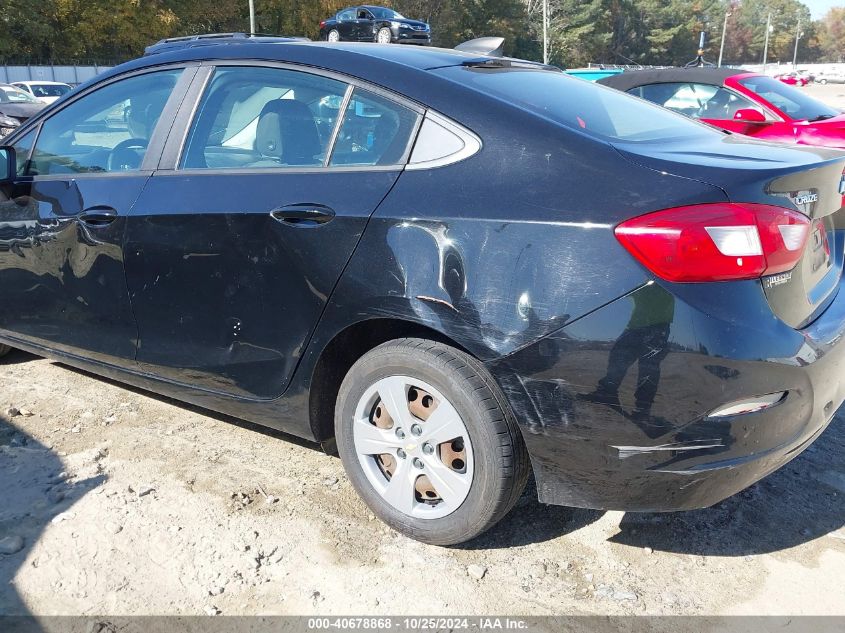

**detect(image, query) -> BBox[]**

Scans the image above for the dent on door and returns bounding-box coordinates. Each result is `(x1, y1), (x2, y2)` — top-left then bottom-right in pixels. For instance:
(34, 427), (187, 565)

(0, 177), (143, 362)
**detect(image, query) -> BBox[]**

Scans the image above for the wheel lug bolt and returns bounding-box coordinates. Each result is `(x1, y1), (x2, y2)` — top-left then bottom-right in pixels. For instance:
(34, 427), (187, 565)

(397, 448), (407, 459)
(395, 428), (406, 439)
(413, 457), (424, 469)
(422, 443), (434, 455)
(410, 424), (422, 437)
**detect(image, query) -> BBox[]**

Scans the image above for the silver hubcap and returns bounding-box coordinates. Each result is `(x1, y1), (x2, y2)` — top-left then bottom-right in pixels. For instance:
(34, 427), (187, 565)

(353, 376), (473, 519)
(328, 30), (340, 42)
(377, 29), (391, 44)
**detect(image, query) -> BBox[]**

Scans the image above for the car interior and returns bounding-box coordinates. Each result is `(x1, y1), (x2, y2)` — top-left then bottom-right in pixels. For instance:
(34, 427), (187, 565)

(182, 68), (419, 170)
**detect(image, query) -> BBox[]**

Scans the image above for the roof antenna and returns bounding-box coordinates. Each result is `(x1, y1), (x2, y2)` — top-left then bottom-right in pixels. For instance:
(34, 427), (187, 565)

(685, 31), (715, 67)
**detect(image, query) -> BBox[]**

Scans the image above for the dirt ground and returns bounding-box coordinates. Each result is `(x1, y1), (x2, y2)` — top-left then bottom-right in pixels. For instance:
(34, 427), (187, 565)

(2, 82), (845, 618)
(2, 349), (845, 617)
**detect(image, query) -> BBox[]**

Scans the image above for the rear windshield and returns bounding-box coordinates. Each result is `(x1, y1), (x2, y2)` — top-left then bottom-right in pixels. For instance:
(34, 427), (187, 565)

(433, 66), (718, 143)
(737, 75), (839, 122)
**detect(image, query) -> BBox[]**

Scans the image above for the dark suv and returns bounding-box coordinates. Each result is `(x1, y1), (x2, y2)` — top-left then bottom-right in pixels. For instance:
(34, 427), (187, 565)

(319, 6), (431, 45)
(1, 36), (843, 545)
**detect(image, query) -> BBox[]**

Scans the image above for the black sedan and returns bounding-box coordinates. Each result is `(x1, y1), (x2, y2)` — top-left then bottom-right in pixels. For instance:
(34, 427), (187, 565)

(0, 83), (46, 139)
(319, 5), (430, 45)
(1, 36), (844, 545)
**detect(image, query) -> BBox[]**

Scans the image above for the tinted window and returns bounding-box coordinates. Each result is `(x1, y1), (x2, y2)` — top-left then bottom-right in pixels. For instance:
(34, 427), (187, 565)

(434, 66), (715, 142)
(329, 88), (419, 166)
(182, 66), (348, 170)
(28, 69), (182, 175)
(338, 9), (355, 20)
(630, 82), (768, 121)
(738, 75), (838, 122)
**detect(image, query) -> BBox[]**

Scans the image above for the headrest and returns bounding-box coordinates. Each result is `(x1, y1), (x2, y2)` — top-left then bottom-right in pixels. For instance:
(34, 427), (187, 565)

(255, 99), (321, 165)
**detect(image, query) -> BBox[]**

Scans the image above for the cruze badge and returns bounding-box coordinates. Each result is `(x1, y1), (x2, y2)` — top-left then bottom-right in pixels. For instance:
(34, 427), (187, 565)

(793, 192), (819, 205)
(765, 272), (792, 288)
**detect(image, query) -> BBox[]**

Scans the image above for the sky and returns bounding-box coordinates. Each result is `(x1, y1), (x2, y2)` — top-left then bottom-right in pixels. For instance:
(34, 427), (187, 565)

(803, 0), (841, 18)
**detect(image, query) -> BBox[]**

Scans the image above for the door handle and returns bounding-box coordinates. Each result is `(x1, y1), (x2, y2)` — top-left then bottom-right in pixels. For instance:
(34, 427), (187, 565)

(78, 206), (118, 227)
(270, 204), (335, 227)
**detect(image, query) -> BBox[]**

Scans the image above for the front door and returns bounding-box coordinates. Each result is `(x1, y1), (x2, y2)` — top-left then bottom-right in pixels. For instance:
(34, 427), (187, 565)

(0, 68), (188, 364)
(124, 64), (421, 399)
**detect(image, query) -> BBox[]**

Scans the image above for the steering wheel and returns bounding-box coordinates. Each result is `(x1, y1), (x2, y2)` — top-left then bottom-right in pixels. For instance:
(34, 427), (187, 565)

(107, 138), (149, 171)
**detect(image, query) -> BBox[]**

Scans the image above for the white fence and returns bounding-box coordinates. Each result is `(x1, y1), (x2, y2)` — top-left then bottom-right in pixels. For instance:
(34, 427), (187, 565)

(0, 65), (113, 86)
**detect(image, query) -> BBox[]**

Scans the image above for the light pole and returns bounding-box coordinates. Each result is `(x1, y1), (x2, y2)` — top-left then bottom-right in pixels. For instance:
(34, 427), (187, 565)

(792, 18), (802, 69)
(542, 0), (549, 65)
(248, 0), (256, 35)
(762, 12), (772, 72)
(718, 10), (731, 67)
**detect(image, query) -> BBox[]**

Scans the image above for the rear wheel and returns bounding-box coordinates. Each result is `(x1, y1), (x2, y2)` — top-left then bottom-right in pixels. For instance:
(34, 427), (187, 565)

(327, 29), (341, 42)
(819, 78), (827, 84)
(376, 27), (392, 44)
(335, 338), (530, 545)
(0, 344), (11, 358)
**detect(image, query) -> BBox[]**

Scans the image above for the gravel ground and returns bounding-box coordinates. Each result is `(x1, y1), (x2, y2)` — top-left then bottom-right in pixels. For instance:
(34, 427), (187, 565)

(1, 350), (845, 616)
(2, 83), (845, 618)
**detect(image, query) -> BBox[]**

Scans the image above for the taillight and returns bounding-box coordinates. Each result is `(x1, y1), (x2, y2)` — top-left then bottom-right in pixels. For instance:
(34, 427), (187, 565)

(615, 203), (810, 282)
(320, 20), (326, 28)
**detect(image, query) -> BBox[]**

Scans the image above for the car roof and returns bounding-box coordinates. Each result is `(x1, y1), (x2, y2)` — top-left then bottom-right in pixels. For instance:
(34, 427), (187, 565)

(597, 67), (747, 91)
(138, 39), (488, 72)
(12, 80), (69, 85)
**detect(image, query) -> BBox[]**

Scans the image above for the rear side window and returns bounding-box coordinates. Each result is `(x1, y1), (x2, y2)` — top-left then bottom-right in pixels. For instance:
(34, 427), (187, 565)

(434, 66), (717, 143)
(329, 88), (419, 166)
(182, 66), (348, 169)
(182, 66), (419, 170)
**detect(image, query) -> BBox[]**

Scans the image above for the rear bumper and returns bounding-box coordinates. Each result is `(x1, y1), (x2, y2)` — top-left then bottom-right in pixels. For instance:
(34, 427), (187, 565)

(487, 276), (845, 511)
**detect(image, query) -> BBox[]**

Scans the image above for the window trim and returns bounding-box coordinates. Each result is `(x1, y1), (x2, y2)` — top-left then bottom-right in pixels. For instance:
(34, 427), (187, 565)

(10, 63), (198, 181)
(162, 59), (427, 174)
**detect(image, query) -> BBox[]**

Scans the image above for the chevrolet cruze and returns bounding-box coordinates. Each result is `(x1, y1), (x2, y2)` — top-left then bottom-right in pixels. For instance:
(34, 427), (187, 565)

(1, 35), (844, 545)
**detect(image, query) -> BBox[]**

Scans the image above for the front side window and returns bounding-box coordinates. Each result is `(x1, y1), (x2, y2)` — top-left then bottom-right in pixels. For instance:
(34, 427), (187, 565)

(28, 69), (182, 175)
(738, 76), (839, 122)
(329, 88), (419, 166)
(631, 82), (768, 121)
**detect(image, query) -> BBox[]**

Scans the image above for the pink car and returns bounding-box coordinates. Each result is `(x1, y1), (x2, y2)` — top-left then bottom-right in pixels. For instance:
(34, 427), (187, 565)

(776, 73), (808, 87)
(600, 68), (845, 149)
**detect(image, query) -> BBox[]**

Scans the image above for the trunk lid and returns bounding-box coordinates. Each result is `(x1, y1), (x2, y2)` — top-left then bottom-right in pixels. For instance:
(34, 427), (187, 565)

(614, 134), (845, 329)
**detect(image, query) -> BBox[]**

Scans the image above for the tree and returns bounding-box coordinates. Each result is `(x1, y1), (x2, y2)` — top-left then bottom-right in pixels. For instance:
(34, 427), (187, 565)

(817, 6), (845, 62)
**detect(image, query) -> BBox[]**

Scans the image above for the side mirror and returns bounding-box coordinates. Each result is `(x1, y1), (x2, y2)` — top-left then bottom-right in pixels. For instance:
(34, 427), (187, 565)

(0, 146), (15, 184)
(734, 108), (767, 123)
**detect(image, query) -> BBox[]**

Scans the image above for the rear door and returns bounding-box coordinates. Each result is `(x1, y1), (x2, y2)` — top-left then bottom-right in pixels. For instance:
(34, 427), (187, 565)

(0, 67), (191, 364)
(123, 63), (421, 399)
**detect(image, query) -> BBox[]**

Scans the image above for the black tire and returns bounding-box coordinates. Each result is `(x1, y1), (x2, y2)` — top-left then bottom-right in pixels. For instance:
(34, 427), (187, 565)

(327, 29), (341, 42)
(0, 344), (11, 358)
(335, 338), (530, 545)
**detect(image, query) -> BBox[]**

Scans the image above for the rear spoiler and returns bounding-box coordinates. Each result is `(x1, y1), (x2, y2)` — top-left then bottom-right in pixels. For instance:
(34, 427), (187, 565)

(455, 37), (505, 57)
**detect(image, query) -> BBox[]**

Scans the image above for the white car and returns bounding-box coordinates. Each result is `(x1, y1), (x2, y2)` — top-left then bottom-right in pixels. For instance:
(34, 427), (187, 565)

(11, 80), (73, 104)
